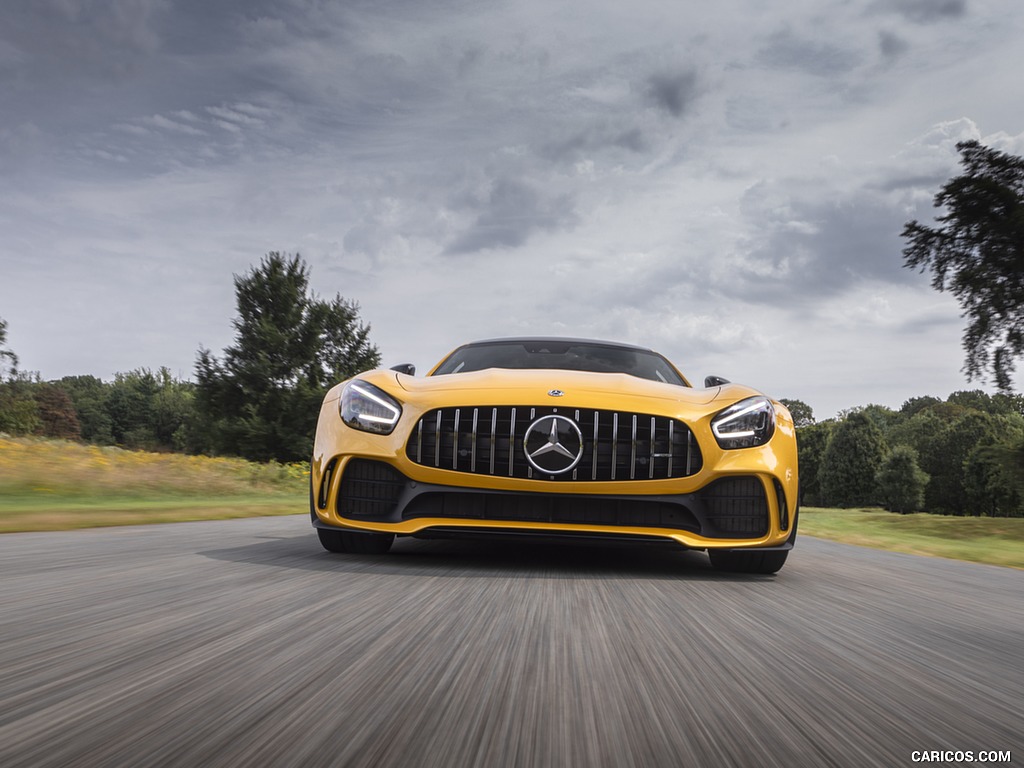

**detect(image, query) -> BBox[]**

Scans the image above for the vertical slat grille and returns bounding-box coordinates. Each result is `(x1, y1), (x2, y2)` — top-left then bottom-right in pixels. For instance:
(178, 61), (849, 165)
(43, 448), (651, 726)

(407, 406), (702, 481)
(649, 417), (656, 480)
(452, 409), (460, 470)
(508, 407), (516, 477)
(434, 411), (442, 467)
(611, 413), (619, 480)
(471, 408), (479, 473)
(489, 409), (497, 475)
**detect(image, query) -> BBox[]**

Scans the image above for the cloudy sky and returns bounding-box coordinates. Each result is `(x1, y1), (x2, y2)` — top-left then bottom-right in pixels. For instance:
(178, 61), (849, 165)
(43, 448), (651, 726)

(1, 0), (1022, 420)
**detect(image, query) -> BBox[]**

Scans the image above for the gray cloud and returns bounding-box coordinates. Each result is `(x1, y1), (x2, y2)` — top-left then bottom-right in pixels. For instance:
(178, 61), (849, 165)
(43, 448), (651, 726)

(646, 71), (700, 117)
(898, 305), (962, 335)
(757, 30), (862, 76)
(879, 0), (968, 24)
(878, 30), (910, 60)
(0, 0), (167, 80)
(732, 184), (918, 302)
(540, 124), (651, 164)
(445, 179), (578, 255)
(869, 172), (949, 194)
(159, 0), (362, 54)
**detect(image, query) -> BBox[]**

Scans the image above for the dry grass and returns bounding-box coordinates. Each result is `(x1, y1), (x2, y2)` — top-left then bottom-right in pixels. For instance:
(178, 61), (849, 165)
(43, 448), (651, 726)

(0, 498), (301, 533)
(0, 436), (307, 497)
(0, 436), (307, 532)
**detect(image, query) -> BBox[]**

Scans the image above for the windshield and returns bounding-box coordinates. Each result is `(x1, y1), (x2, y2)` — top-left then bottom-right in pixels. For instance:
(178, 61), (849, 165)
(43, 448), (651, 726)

(431, 340), (688, 386)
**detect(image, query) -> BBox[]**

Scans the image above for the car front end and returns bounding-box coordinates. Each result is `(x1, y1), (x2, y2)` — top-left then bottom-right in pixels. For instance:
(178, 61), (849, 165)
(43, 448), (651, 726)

(310, 343), (798, 573)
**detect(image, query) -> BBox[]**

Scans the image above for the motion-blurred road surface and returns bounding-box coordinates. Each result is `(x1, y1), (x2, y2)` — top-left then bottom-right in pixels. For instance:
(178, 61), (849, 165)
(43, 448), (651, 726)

(1, 516), (1020, 767)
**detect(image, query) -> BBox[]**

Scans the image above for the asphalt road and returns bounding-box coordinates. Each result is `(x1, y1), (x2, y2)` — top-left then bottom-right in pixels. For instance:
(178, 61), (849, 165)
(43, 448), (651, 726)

(0, 517), (1020, 768)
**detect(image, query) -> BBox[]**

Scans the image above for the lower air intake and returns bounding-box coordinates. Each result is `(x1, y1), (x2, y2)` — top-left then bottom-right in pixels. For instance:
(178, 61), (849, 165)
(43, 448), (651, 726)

(699, 477), (770, 537)
(337, 459), (405, 518)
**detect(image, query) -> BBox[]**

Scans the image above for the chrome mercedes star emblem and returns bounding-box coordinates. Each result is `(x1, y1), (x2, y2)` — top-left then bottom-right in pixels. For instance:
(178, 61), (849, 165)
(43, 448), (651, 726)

(523, 415), (583, 475)
(548, 389), (564, 397)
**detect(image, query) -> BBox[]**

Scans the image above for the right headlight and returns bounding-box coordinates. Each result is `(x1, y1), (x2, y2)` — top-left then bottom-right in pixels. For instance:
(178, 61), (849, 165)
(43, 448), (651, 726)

(340, 381), (403, 434)
(711, 396), (775, 449)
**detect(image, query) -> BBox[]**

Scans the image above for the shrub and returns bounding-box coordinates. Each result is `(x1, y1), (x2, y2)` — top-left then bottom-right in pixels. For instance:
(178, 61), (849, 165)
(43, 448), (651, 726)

(876, 446), (929, 514)
(819, 412), (886, 507)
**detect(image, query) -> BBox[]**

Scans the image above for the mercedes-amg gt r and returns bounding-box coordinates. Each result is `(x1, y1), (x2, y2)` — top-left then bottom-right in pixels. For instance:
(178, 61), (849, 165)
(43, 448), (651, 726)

(310, 337), (798, 573)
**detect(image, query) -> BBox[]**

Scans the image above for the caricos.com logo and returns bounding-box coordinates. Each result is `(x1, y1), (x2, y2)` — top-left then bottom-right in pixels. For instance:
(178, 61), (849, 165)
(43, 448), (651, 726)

(911, 751), (1012, 764)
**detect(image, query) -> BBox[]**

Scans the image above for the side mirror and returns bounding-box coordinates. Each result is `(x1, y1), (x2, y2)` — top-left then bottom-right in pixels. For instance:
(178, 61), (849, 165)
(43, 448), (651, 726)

(704, 375), (730, 388)
(390, 363), (416, 376)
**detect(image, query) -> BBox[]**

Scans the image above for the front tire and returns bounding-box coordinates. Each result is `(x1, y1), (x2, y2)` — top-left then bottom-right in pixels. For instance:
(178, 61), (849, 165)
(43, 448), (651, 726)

(708, 549), (788, 574)
(317, 528), (394, 554)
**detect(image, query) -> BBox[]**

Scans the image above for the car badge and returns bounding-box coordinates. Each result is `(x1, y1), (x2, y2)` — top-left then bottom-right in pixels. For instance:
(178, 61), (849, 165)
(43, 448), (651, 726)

(523, 415), (584, 475)
(548, 389), (564, 397)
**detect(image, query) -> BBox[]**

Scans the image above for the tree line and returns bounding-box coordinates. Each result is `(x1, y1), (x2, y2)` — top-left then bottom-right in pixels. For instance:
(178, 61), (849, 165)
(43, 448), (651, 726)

(783, 394), (1024, 517)
(0, 253), (380, 462)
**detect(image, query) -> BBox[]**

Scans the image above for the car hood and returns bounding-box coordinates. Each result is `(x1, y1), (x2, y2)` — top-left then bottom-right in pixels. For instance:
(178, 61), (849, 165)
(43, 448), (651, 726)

(375, 367), (751, 408)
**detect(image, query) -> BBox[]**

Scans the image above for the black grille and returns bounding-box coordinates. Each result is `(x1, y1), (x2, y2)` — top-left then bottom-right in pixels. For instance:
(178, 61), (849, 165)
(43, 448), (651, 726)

(699, 477), (769, 536)
(336, 459), (770, 540)
(402, 492), (701, 532)
(407, 406), (702, 481)
(337, 459), (406, 518)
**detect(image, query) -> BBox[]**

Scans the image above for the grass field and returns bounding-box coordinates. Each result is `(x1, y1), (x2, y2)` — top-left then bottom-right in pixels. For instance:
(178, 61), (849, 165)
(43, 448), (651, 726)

(2, 437), (1021, 568)
(799, 507), (1024, 569)
(0, 436), (307, 533)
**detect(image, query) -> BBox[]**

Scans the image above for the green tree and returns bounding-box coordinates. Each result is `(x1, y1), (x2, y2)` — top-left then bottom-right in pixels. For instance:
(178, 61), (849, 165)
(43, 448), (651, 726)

(987, 438), (1024, 506)
(819, 412), (887, 507)
(859, 403), (904, 442)
(876, 446), (928, 514)
(992, 392), (1024, 417)
(780, 398), (814, 427)
(196, 252), (381, 462)
(0, 318), (39, 435)
(889, 408), (946, 463)
(834, 404), (902, 434)
(921, 411), (999, 515)
(902, 140), (1024, 390)
(32, 383), (82, 440)
(58, 375), (114, 444)
(795, 420), (834, 506)
(0, 317), (17, 379)
(900, 395), (942, 418)
(964, 441), (1023, 517)
(106, 369), (160, 449)
(947, 389), (1000, 414)
(56, 370), (195, 451)
(0, 375), (39, 435)
(961, 410), (1024, 517)
(150, 369), (198, 452)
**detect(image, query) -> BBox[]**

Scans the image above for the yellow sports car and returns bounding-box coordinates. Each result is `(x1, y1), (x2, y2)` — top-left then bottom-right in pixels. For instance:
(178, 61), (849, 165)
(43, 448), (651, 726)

(310, 337), (798, 574)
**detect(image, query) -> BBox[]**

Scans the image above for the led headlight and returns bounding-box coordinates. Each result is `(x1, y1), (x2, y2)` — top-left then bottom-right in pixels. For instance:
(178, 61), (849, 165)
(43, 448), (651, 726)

(340, 381), (402, 434)
(711, 396), (775, 449)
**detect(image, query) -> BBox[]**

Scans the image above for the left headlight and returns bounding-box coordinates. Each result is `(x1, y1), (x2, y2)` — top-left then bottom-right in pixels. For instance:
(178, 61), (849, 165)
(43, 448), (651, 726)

(340, 381), (403, 435)
(711, 396), (775, 449)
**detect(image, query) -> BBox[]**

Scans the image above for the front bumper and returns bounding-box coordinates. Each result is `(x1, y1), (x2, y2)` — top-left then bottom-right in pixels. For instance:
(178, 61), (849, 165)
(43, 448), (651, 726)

(311, 457), (796, 551)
